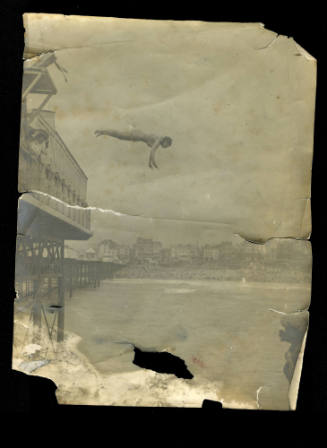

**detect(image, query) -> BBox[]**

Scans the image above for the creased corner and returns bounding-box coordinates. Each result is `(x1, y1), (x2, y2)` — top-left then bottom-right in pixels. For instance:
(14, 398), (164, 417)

(293, 41), (317, 62)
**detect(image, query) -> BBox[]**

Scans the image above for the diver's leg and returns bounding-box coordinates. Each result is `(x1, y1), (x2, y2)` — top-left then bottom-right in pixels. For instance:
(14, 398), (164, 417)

(95, 129), (150, 143)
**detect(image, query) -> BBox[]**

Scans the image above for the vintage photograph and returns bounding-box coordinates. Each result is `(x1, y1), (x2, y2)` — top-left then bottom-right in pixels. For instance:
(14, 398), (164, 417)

(13, 15), (315, 410)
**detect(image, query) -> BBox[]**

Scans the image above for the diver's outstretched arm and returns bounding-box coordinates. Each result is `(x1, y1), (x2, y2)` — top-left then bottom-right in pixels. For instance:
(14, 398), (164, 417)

(148, 138), (161, 169)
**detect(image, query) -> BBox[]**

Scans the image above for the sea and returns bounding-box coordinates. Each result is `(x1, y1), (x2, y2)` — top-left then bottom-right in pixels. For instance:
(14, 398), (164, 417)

(64, 278), (310, 409)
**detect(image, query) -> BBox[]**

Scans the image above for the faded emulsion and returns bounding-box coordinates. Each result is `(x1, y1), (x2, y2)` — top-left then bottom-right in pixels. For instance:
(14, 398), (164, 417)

(13, 14), (315, 410)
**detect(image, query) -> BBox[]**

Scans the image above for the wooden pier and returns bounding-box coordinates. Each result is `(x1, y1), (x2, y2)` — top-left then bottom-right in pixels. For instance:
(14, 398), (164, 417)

(15, 52), (97, 344)
(63, 258), (123, 298)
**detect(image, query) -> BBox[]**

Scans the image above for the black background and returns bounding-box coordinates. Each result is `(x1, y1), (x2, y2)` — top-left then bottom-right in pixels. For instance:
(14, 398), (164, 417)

(0, 1), (325, 419)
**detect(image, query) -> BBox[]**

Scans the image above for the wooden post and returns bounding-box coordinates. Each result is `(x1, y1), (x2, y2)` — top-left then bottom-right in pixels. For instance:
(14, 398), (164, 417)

(48, 276), (52, 299)
(79, 262), (82, 287)
(32, 277), (42, 343)
(69, 260), (73, 298)
(57, 241), (65, 342)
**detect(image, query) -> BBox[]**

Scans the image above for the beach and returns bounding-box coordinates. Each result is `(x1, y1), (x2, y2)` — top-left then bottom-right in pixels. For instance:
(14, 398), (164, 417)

(13, 278), (310, 409)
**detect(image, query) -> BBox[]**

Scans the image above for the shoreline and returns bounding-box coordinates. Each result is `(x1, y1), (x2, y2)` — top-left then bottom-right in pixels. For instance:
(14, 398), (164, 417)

(106, 277), (311, 290)
(112, 262), (310, 284)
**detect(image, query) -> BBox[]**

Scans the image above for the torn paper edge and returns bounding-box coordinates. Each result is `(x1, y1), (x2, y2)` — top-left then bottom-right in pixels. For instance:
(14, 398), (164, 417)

(289, 329), (308, 410)
(16, 15), (316, 410)
(18, 191), (314, 247)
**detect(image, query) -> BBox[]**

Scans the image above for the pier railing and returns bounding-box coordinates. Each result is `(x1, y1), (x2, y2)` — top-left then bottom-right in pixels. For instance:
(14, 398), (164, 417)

(63, 259), (123, 297)
(15, 248), (123, 301)
(18, 109), (91, 232)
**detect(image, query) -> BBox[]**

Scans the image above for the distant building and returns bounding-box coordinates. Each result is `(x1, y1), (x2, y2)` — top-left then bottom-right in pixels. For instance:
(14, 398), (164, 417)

(133, 238), (162, 263)
(160, 247), (172, 264)
(97, 239), (120, 262)
(203, 245), (220, 261)
(85, 247), (97, 260)
(170, 244), (198, 262)
(117, 245), (131, 263)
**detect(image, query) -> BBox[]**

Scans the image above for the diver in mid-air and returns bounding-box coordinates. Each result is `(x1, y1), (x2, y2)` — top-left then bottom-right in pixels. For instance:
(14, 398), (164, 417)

(94, 128), (173, 169)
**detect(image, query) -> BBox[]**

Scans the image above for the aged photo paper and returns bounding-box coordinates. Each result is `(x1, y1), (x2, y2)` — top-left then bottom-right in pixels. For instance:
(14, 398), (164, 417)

(13, 14), (316, 410)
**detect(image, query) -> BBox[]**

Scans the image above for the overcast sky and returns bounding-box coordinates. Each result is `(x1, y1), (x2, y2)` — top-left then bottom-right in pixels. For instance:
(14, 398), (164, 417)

(80, 210), (239, 247)
(33, 22), (314, 245)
